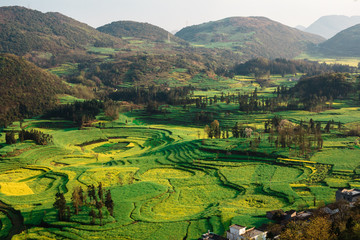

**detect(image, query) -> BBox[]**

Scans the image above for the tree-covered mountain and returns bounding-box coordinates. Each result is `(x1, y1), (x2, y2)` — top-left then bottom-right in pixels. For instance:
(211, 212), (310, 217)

(175, 17), (325, 59)
(97, 21), (186, 44)
(305, 15), (360, 39)
(0, 6), (123, 66)
(317, 24), (360, 57)
(0, 54), (68, 125)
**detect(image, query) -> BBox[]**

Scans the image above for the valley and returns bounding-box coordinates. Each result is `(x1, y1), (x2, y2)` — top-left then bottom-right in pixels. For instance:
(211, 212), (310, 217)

(1, 4), (360, 240)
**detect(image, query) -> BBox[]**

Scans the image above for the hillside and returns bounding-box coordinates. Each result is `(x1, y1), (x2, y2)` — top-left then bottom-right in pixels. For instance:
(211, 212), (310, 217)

(305, 15), (360, 39)
(175, 17), (325, 59)
(97, 21), (186, 44)
(317, 24), (360, 57)
(0, 54), (68, 125)
(0, 6), (123, 66)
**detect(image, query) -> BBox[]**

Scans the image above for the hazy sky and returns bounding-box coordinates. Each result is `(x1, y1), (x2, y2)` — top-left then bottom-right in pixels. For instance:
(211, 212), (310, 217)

(1, 0), (359, 32)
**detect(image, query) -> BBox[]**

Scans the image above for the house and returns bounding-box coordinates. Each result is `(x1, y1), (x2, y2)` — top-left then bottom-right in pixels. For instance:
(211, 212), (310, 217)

(295, 211), (312, 220)
(226, 224), (267, 240)
(266, 209), (285, 220)
(266, 209), (296, 221)
(321, 207), (339, 216)
(284, 210), (297, 220)
(200, 231), (228, 240)
(336, 188), (360, 202)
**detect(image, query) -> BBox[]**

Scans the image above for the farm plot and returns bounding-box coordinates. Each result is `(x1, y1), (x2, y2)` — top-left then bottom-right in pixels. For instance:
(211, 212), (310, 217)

(1, 116), (355, 240)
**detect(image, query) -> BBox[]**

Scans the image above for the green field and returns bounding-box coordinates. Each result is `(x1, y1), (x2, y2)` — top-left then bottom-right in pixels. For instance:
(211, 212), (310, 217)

(1, 73), (360, 239)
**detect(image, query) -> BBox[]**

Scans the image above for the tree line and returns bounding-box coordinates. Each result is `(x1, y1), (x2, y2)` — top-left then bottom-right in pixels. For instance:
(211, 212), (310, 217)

(6, 129), (53, 145)
(233, 58), (357, 78)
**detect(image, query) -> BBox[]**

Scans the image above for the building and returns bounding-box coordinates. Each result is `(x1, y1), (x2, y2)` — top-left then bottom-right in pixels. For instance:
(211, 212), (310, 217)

(227, 224), (267, 240)
(266, 209), (285, 220)
(266, 209), (296, 221)
(199, 231), (228, 240)
(336, 188), (360, 202)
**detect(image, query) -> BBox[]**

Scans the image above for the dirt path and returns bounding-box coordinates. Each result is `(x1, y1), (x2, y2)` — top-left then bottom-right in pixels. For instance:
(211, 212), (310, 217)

(0, 200), (25, 240)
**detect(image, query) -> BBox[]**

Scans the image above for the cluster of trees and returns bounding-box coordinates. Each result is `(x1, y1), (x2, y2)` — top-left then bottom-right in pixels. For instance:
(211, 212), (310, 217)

(44, 100), (103, 127)
(108, 86), (195, 111)
(19, 129), (53, 145)
(234, 73), (357, 113)
(289, 73), (356, 111)
(264, 116), (329, 158)
(232, 122), (254, 138)
(233, 58), (357, 78)
(5, 129), (53, 145)
(5, 131), (16, 145)
(53, 183), (114, 225)
(269, 200), (360, 240)
(204, 120), (253, 139)
(204, 120), (221, 139)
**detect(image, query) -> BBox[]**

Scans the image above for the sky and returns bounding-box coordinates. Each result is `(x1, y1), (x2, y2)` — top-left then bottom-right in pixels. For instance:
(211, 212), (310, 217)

(0, 0), (359, 32)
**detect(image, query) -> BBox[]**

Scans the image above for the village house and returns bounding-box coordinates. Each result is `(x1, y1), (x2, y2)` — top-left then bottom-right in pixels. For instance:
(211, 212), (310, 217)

(336, 188), (360, 202)
(266, 209), (297, 221)
(226, 224), (267, 240)
(199, 231), (228, 240)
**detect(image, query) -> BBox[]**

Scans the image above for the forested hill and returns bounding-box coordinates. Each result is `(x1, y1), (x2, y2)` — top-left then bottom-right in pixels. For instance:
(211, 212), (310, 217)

(0, 6), (123, 66)
(317, 24), (360, 57)
(97, 21), (186, 44)
(175, 17), (325, 59)
(0, 54), (68, 125)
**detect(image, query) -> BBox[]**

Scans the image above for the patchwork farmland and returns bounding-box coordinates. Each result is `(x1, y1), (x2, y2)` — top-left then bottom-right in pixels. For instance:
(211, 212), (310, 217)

(1, 94), (360, 239)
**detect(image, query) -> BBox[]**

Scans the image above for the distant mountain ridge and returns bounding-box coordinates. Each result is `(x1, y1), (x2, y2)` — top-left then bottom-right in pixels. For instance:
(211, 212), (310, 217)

(175, 17), (324, 60)
(97, 21), (186, 44)
(304, 15), (360, 39)
(317, 24), (360, 57)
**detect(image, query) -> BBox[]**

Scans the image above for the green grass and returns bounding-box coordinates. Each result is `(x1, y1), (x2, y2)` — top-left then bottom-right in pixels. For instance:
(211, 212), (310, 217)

(2, 83), (360, 239)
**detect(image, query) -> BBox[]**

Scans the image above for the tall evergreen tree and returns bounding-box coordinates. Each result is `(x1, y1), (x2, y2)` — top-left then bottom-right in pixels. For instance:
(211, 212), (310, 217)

(53, 192), (67, 221)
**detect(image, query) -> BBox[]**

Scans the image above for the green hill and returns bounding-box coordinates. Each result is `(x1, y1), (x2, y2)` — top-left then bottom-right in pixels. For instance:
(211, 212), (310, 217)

(0, 6), (123, 66)
(0, 54), (68, 125)
(97, 21), (186, 44)
(317, 24), (360, 57)
(175, 17), (325, 59)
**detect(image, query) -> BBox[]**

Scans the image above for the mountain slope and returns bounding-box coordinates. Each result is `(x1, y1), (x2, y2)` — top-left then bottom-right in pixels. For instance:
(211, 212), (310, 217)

(97, 21), (186, 44)
(305, 15), (360, 39)
(175, 17), (325, 59)
(0, 54), (68, 125)
(0, 6), (123, 65)
(317, 24), (360, 57)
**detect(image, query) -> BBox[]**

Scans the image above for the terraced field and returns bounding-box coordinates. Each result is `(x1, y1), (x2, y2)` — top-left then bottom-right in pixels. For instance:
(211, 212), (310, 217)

(0, 105), (359, 240)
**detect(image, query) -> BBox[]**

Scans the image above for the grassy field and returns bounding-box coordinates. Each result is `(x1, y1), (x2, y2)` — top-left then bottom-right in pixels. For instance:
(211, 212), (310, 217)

(1, 72), (360, 239)
(296, 53), (360, 67)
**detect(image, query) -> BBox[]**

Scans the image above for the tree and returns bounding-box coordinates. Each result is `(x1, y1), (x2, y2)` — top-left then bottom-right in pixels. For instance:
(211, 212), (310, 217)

(53, 192), (67, 221)
(88, 184), (97, 203)
(98, 209), (104, 226)
(210, 120), (220, 139)
(71, 187), (81, 215)
(303, 216), (334, 240)
(98, 182), (104, 202)
(5, 131), (16, 145)
(105, 190), (114, 217)
(204, 125), (212, 138)
(96, 200), (104, 226)
(89, 209), (96, 225)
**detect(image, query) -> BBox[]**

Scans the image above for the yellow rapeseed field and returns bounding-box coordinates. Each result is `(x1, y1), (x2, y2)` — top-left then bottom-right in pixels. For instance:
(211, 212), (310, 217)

(0, 182), (34, 195)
